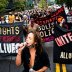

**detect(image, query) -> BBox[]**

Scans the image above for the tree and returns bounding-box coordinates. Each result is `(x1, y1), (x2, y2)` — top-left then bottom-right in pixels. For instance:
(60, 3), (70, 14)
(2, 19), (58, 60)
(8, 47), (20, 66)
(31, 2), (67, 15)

(55, 0), (65, 5)
(26, 0), (34, 10)
(55, 0), (72, 9)
(38, 0), (48, 9)
(13, 0), (26, 11)
(0, 0), (9, 13)
(13, 0), (34, 11)
(65, 0), (72, 9)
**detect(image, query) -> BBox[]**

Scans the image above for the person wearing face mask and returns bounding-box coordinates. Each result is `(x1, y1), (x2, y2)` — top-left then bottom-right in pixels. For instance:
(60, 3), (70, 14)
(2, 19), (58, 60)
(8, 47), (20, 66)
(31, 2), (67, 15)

(16, 31), (50, 72)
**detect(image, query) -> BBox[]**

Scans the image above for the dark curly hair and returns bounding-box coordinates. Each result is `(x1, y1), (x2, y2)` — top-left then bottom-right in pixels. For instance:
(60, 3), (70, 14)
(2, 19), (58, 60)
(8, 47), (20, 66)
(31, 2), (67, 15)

(27, 30), (43, 54)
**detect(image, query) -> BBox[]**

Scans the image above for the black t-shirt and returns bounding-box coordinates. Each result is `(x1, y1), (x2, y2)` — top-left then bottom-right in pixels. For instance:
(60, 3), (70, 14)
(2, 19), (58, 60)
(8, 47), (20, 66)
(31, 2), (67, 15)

(21, 47), (50, 72)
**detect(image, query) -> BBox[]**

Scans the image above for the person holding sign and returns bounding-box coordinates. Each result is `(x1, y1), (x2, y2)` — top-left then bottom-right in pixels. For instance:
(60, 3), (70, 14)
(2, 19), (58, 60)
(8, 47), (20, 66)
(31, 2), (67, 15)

(16, 31), (50, 72)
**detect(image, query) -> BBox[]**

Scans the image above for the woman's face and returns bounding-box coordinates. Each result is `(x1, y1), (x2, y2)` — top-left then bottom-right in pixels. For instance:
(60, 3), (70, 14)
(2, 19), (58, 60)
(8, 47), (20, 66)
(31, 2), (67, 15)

(26, 33), (35, 47)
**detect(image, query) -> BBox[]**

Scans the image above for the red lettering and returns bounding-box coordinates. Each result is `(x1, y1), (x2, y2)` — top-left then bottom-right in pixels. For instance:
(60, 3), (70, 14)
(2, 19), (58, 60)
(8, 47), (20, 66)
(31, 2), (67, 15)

(55, 37), (64, 46)
(63, 34), (69, 43)
(0, 36), (21, 42)
(67, 32), (72, 41)
(55, 32), (72, 47)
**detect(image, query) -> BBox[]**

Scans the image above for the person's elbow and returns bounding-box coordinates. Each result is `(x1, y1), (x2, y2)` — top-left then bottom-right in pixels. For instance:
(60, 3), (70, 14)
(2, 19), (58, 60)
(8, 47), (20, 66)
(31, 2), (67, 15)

(15, 60), (22, 67)
(45, 66), (48, 69)
(44, 66), (48, 71)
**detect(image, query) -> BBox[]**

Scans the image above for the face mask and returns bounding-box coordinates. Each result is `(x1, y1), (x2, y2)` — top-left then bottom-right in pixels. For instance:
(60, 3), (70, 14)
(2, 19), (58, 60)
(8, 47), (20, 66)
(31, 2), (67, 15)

(27, 44), (35, 49)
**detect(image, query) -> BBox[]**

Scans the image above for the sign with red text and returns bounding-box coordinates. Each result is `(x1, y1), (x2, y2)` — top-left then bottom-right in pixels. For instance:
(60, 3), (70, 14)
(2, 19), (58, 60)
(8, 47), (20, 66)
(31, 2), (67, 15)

(35, 6), (66, 42)
(0, 22), (23, 54)
(53, 7), (72, 63)
(53, 23), (72, 64)
(35, 17), (54, 42)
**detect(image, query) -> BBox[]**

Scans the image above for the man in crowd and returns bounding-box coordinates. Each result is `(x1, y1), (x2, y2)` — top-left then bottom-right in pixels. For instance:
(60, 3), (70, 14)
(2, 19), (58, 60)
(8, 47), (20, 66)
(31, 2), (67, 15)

(23, 17), (40, 37)
(8, 12), (15, 24)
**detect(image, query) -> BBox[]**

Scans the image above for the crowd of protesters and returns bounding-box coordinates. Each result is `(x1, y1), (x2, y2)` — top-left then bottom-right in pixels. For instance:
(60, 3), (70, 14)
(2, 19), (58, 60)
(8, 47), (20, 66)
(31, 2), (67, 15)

(0, 3), (72, 25)
(0, 12), (23, 24)
(0, 8), (54, 24)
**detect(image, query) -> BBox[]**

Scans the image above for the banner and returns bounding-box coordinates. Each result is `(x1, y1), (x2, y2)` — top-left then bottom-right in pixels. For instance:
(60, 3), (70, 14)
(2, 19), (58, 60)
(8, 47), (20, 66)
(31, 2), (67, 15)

(53, 6), (72, 64)
(0, 23), (23, 43)
(0, 43), (19, 54)
(35, 6), (67, 42)
(54, 23), (72, 64)
(0, 22), (24, 54)
(35, 17), (54, 42)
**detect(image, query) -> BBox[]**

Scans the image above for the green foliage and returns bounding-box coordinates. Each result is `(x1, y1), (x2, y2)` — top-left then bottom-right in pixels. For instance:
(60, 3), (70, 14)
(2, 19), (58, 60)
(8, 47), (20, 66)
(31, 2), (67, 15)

(0, 0), (8, 13)
(27, 3), (34, 10)
(55, 0), (72, 9)
(38, 0), (47, 9)
(65, 0), (72, 9)
(13, 1), (26, 11)
(13, 0), (34, 11)
(25, 0), (34, 10)
(55, 0), (65, 5)
(55, 0), (72, 6)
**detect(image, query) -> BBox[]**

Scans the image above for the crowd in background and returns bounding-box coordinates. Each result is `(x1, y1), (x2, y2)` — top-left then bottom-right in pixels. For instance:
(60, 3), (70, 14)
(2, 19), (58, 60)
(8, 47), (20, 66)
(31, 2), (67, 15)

(0, 8), (55, 25)
(0, 6), (71, 25)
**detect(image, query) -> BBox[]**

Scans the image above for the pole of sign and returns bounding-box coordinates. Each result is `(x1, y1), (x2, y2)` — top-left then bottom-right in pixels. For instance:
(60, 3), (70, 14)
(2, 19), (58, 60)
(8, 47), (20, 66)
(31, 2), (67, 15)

(62, 64), (67, 72)
(56, 63), (67, 72)
(56, 63), (60, 72)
